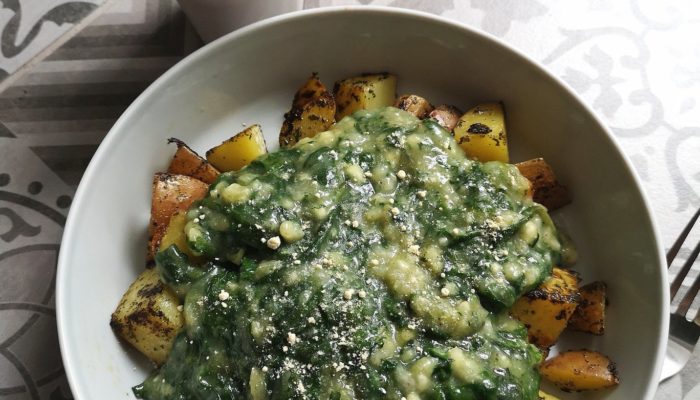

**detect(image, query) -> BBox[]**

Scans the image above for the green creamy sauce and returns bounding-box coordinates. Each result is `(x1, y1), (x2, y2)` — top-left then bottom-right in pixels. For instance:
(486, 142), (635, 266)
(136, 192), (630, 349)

(138, 107), (562, 400)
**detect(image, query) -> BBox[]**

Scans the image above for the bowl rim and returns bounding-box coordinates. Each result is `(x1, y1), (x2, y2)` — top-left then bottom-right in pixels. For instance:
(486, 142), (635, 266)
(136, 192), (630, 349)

(56, 5), (669, 399)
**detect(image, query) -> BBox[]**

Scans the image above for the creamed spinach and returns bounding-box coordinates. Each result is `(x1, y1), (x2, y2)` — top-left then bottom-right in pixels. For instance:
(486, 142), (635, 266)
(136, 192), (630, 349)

(137, 107), (562, 400)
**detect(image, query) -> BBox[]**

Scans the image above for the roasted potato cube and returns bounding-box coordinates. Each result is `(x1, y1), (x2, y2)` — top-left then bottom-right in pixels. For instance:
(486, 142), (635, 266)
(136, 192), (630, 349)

(516, 158), (572, 211)
(428, 104), (462, 131)
(568, 281), (607, 335)
(280, 74), (337, 148)
(110, 268), (183, 365)
(158, 211), (198, 259)
(510, 267), (580, 348)
(206, 124), (267, 172)
(166, 138), (220, 184)
(334, 73), (397, 120)
(454, 102), (509, 162)
(148, 173), (208, 260)
(291, 72), (329, 110)
(394, 94), (433, 118)
(538, 390), (561, 400)
(540, 350), (619, 391)
(280, 92), (336, 148)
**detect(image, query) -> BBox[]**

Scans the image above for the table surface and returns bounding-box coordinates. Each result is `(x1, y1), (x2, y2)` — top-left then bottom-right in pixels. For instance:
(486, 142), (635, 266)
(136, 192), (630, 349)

(0, 0), (698, 399)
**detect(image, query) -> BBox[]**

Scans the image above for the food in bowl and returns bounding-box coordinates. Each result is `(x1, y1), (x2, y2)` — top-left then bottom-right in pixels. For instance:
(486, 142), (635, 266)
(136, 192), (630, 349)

(110, 72), (619, 399)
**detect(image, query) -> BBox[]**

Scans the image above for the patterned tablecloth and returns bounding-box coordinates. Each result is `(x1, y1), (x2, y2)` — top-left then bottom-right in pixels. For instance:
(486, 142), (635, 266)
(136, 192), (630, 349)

(0, 0), (698, 399)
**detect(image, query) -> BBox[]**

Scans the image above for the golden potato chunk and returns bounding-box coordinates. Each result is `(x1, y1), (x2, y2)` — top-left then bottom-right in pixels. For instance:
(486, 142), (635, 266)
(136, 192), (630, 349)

(516, 158), (572, 211)
(206, 124), (267, 172)
(291, 72), (330, 110)
(568, 281), (607, 335)
(454, 102), (509, 162)
(110, 268), (183, 365)
(510, 267), (580, 348)
(334, 73), (397, 120)
(428, 104), (462, 131)
(394, 94), (433, 118)
(158, 211), (199, 261)
(148, 173), (208, 260)
(280, 90), (336, 148)
(540, 350), (619, 391)
(280, 74), (336, 148)
(166, 138), (220, 184)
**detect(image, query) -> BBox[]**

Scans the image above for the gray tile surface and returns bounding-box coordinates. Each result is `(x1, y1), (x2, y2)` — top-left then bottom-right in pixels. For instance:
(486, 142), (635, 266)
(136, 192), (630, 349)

(0, 0), (698, 399)
(0, 0), (106, 81)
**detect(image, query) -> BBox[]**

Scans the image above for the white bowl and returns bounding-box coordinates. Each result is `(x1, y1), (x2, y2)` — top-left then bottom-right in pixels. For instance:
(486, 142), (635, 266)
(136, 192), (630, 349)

(56, 6), (668, 400)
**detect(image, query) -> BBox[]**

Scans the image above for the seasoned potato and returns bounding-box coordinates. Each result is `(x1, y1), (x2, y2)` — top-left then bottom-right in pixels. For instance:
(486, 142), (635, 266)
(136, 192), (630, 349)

(540, 350), (619, 391)
(206, 124), (267, 172)
(291, 72), (329, 110)
(453, 102), (509, 162)
(538, 390), (561, 400)
(166, 138), (220, 184)
(158, 211), (199, 260)
(280, 92), (336, 148)
(148, 173), (208, 260)
(394, 94), (433, 118)
(110, 268), (183, 365)
(510, 267), (580, 348)
(516, 158), (572, 211)
(428, 104), (462, 131)
(334, 73), (397, 120)
(568, 281), (607, 335)
(280, 74), (337, 147)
